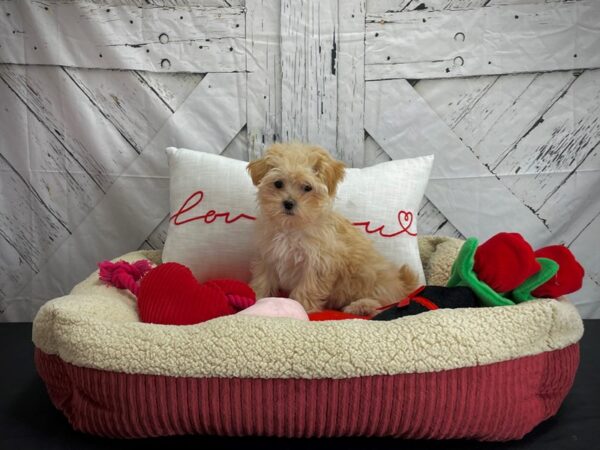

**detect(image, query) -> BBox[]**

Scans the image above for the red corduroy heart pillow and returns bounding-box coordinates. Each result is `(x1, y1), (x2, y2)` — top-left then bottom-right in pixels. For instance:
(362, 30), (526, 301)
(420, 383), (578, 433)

(137, 262), (254, 325)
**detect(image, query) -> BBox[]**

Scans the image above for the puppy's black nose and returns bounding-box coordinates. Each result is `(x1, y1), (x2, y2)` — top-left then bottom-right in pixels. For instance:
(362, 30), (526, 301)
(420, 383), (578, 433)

(283, 200), (295, 210)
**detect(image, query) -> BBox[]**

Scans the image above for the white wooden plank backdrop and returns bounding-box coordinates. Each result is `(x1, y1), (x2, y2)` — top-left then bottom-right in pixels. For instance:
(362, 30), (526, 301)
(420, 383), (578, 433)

(0, 0), (599, 320)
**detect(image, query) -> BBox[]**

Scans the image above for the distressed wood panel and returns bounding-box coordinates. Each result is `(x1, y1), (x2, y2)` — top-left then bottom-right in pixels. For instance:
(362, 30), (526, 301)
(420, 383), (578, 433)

(0, 108), (73, 305)
(365, 1), (600, 79)
(336, 0), (366, 166)
(537, 147), (600, 247)
(451, 73), (574, 169)
(133, 71), (205, 113)
(11, 73), (246, 314)
(0, 1), (245, 72)
(0, 79), (82, 231)
(0, 74), (90, 227)
(366, 0), (565, 13)
(221, 125), (250, 162)
(0, 65), (139, 192)
(62, 67), (175, 154)
(65, 1), (244, 6)
(0, 154), (67, 275)
(141, 216), (170, 251)
(415, 71), (579, 172)
(494, 70), (600, 212)
(415, 71), (585, 240)
(246, 0), (282, 160)
(364, 133), (392, 166)
(367, 0), (485, 13)
(567, 212), (600, 317)
(571, 213), (600, 285)
(416, 71), (600, 242)
(0, 72), (105, 278)
(365, 78), (553, 246)
(281, 0), (339, 154)
(416, 76), (498, 130)
(418, 199), (464, 238)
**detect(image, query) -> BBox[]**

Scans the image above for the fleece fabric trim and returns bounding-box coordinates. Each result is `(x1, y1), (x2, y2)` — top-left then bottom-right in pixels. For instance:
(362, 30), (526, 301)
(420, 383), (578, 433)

(32, 237), (583, 380)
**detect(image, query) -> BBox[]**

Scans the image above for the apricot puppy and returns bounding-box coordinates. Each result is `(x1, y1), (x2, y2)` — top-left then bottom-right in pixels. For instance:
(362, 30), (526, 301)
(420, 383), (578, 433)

(247, 142), (419, 316)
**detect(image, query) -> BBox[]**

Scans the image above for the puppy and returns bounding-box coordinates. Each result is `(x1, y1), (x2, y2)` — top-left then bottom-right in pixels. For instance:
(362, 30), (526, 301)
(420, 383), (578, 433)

(247, 142), (419, 316)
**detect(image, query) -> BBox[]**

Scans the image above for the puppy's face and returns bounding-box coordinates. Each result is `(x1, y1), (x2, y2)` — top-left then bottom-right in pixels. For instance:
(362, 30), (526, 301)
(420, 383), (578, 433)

(247, 143), (345, 227)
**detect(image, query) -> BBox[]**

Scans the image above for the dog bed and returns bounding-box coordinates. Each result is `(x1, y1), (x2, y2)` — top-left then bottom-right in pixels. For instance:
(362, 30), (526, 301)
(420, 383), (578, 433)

(32, 236), (583, 441)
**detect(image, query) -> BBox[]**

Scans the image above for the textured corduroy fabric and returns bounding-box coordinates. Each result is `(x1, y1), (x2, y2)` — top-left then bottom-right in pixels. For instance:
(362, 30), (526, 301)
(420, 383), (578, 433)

(35, 344), (579, 441)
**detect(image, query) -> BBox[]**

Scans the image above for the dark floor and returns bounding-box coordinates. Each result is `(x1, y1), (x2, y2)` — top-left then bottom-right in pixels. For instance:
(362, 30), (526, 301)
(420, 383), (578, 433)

(1, 321), (599, 450)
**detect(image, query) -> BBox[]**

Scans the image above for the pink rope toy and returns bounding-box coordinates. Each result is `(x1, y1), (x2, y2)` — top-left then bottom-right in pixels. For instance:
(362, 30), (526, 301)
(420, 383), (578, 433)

(98, 260), (255, 311)
(226, 294), (256, 311)
(98, 260), (154, 297)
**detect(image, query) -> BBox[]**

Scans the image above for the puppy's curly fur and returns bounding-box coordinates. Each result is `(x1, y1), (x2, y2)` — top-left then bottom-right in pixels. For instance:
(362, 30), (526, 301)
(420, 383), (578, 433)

(247, 142), (419, 316)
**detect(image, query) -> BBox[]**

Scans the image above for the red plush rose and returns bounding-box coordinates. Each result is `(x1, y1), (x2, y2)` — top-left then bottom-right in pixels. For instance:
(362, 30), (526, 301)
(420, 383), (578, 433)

(531, 245), (585, 298)
(474, 232), (541, 293)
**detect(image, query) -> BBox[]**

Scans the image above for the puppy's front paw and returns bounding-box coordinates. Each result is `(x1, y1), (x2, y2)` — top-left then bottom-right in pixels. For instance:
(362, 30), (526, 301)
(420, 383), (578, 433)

(343, 298), (382, 317)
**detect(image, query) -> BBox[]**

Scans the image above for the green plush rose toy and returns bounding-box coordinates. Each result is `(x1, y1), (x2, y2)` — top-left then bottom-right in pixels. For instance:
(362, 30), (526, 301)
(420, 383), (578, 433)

(447, 232), (585, 307)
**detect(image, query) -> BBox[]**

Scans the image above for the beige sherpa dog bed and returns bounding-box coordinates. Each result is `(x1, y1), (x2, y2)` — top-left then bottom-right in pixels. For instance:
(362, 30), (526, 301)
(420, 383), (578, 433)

(33, 236), (583, 441)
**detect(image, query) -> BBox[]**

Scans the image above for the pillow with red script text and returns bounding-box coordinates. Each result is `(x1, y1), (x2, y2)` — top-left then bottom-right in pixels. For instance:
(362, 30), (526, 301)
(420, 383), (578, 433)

(163, 147), (434, 284)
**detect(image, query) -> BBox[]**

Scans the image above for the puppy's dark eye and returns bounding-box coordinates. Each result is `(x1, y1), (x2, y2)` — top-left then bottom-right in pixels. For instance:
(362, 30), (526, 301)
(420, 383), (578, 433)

(303, 185), (312, 192)
(274, 180), (284, 189)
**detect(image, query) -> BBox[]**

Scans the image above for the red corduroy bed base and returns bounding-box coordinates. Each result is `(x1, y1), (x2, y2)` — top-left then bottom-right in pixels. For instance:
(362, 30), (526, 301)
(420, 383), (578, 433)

(35, 344), (579, 441)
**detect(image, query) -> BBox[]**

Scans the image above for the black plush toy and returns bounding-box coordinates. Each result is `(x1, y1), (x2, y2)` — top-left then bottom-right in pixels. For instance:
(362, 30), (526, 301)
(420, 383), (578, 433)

(371, 285), (478, 321)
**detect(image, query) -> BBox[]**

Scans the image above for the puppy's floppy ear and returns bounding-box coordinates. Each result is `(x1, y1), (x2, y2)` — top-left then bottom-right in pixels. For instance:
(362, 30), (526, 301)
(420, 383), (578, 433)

(311, 147), (346, 196)
(247, 157), (271, 186)
(247, 144), (285, 185)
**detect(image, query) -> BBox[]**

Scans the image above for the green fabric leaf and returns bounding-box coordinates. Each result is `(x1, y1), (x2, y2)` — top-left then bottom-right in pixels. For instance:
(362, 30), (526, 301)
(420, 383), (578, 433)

(446, 238), (515, 307)
(512, 258), (559, 302)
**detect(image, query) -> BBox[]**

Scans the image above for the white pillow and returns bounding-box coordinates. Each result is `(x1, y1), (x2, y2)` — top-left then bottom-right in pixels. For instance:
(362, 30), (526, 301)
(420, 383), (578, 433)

(163, 147), (433, 284)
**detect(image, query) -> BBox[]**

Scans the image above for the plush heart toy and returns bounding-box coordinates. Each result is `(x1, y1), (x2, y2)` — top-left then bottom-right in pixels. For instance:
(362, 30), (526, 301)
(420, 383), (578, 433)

(137, 262), (256, 325)
(99, 260), (256, 325)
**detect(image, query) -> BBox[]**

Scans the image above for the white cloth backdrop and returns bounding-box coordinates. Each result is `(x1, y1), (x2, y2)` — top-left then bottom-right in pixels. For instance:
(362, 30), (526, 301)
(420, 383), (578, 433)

(1, 0), (599, 321)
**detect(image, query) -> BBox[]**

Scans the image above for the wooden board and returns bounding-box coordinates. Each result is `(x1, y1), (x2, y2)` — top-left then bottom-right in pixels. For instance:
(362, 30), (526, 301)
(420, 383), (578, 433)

(336, 0), (367, 167)
(279, 0), (367, 164)
(493, 70), (600, 211)
(0, 65), (149, 191)
(366, 0), (564, 14)
(133, 71), (206, 112)
(0, 0), (245, 73)
(280, 0), (339, 154)
(365, 0), (600, 79)
(365, 78), (553, 245)
(416, 69), (600, 245)
(567, 213), (600, 317)
(246, 0), (282, 160)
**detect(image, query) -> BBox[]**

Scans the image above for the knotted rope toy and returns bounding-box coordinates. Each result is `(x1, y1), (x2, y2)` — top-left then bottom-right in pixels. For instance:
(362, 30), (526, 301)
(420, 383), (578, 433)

(98, 260), (154, 297)
(98, 260), (256, 325)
